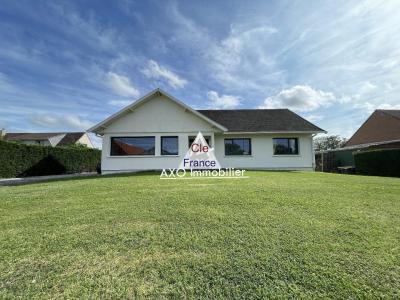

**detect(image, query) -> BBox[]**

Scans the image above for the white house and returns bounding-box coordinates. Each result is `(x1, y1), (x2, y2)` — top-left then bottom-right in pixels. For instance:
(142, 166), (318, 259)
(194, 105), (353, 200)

(89, 89), (325, 174)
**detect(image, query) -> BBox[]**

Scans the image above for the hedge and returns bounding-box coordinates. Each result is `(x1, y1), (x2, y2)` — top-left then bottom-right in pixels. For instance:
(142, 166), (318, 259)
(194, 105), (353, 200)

(0, 140), (101, 178)
(354, 148), (400, 177)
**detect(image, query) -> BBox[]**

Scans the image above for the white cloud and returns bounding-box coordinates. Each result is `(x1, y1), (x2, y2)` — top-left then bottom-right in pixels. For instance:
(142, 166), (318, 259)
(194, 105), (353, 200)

(260, 85), (336, 112)
(207, 25), (280, 91)
(207, 91), (241, 109)
(108, 99), (132, 107)
(361, 102), (400, 114)
(50, 3), (120, 51)
(359, 81), (377, 95)
(141, 60), (187, 89)
(107, 72), (140, 97)
(29, 114), (93, 130)
(303, 114), (324, 122)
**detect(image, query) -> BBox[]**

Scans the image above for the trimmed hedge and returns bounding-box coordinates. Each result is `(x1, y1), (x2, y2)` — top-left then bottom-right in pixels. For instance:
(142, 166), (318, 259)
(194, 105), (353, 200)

(354, 148), (400, 177)
(0, 140), (101, 178)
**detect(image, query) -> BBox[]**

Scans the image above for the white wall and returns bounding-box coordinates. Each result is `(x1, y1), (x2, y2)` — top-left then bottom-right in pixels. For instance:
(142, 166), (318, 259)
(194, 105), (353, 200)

(100, 94), (315, 173)
(214, 133), (314, 170)
(101, 94), (218, 173)
(103, 94), (216, 134)
(77, 133), (94, 148)
(101, 132), (314, 173)
(101, 132), (215, 173)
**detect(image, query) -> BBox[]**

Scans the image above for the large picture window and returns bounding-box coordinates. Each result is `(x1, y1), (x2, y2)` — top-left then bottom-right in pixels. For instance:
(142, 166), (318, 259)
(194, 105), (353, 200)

(224, 138), (251, 155)
(273, 138), (299, 155)
(110, 137), (155, 156)
(161, 136), (179, 155)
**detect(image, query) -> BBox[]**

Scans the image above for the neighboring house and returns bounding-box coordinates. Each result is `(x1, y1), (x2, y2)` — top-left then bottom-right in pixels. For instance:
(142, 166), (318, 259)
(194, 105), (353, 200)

(3, 132), (94, 148)
(344, 110), (400, 149)
(315, 109), (400, 172)
(89, 88), (325, 174)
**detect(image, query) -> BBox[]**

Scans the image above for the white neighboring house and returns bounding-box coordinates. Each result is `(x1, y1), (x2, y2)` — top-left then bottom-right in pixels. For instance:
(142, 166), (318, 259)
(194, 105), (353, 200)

(2, 131), (94, 148)
(89, 88), (326, 174)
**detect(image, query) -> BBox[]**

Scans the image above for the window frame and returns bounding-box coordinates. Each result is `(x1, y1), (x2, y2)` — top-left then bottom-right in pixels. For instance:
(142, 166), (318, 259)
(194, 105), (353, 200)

(110, 136), (156, 156)
(161, 136), (179, 156)
(272, 137), (299, 155)
(224, 138), (252, 156)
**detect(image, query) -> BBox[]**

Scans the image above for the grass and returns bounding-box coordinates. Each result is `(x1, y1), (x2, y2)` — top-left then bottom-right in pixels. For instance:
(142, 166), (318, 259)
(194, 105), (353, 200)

(0, 171), (399, 299)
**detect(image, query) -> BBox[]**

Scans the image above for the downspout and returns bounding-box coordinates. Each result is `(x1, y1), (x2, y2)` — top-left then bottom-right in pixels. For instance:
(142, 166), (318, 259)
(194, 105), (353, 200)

(311, 134), (317, 171)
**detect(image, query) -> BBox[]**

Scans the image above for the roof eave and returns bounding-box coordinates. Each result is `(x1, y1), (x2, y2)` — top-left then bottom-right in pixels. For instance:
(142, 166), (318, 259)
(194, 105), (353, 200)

(223, 130), (327, 134)
(88, 88), (228, 134)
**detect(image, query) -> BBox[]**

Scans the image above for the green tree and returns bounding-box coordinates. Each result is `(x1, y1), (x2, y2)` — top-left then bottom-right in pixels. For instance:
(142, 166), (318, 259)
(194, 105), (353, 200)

(314, 135), (347, 151)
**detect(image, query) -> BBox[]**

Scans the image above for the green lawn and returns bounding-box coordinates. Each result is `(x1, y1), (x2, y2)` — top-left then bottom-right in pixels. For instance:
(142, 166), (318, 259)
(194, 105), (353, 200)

(0, 171), (399, 298)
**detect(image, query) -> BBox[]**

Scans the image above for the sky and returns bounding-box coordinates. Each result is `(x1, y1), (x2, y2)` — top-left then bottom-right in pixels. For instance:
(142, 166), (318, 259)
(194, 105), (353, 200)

(1, 0), (400, 148)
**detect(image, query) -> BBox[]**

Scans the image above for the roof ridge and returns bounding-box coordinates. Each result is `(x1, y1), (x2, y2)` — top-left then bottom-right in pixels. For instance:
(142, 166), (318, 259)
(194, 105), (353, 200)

(379, 109), (400, 121)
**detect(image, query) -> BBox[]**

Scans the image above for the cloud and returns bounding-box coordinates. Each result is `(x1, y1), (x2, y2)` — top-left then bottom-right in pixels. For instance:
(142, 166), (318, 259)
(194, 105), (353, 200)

(260, 85), (336, 112)
(141, 60), (187, 89)
(0, 72), (17, 93)
(207, 91), (241, 109)
(302, 114), (324, 122)
(108, 99), (133, 107)
(0, 119), (7, 129)
(358, 81), (377, 95)
(207, 25), (281, 91)
(29, 114), (93, 130)
(50, 3), (121, 51)
(107, 72), (140, 97)
(361, 102), (400, 114)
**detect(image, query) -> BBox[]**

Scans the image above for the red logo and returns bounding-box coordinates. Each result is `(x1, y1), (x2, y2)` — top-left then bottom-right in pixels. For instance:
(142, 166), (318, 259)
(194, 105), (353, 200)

(191, 143), (209, 153)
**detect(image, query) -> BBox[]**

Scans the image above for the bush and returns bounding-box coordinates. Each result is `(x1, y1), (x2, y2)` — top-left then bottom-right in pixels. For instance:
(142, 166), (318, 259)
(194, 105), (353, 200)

(0, 140), (101, 178)
(354, 148), (400, 177)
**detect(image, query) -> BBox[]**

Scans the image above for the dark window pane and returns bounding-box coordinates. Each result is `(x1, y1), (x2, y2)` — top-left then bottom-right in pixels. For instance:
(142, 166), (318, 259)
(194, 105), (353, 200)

(224, 138), (251, 155)
(188, 137), (211, 148)
(161, 136), (179, 155)
(273, 138), (299, 155)
(288, 138), (298, 154)
(110, 137), (155, 156)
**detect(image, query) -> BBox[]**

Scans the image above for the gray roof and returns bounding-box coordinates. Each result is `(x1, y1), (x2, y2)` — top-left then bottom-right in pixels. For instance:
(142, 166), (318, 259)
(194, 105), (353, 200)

(57, 132), (85, 146)
(5, 132), (62, 141)
(381, 109), (400, 120)
(4, 132), (85, 145)
(197, 109), (325, 132)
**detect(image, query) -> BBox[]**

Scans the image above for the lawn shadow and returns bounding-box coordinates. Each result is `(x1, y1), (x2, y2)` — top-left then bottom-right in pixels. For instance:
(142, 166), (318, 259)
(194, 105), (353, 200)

(19, 155), (67, 177)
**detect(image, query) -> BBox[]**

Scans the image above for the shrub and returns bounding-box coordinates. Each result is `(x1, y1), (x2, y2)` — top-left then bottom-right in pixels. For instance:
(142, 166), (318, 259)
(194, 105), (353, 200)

(0, 140), (101, 178)
(354, 148), (400, 177)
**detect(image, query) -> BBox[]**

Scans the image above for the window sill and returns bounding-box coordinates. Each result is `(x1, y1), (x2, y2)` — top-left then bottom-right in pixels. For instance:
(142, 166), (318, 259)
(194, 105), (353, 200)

(273, 154), (301, 157)
(224, 155), (253, 157)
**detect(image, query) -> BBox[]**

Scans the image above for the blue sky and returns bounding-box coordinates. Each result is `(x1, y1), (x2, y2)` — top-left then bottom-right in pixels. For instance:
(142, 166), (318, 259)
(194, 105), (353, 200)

(1, 0), (400, 147)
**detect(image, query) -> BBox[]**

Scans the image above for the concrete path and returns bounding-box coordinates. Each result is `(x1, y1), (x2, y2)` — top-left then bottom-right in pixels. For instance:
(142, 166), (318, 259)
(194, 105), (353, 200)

(0, 172), (98, 186)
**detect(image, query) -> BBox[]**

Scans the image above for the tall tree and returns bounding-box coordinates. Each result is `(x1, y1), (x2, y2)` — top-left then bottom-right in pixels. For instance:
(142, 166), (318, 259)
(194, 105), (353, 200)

(314, 135), (347, 151)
